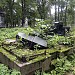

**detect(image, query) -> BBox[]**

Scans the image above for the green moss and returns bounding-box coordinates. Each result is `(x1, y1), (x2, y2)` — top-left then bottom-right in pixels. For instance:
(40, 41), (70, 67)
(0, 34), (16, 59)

(29, 54), (51, 63)
(46, 49), (57, 54)
(0, 40), (75, 64)
(0, 47), (16, 61)
(58, 47), (74, 52)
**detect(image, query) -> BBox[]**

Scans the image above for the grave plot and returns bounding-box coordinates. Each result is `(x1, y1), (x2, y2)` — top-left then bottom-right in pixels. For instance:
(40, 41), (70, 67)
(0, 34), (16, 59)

(0, 37), (75, 75)
(0, 26), (75, 75)
(2, 38), (48, 62)
(0, 39), (51, 75)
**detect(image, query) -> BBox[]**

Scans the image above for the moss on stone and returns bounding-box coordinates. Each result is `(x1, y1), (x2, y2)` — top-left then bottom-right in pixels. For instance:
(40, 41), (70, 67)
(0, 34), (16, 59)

(0, 47), (16, 61)
(0, 43), (74, 64)
(58, 47), (74, 52)
(29, 54), (51, 63)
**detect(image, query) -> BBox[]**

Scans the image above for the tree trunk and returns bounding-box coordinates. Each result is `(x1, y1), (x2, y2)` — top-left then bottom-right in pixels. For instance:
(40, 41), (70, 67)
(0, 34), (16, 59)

(21, 0), (27, 27)
(21, 0), (24, 27)
(55, 0), (57, 21)
(9, 0), (14, 27)
(58, 0), (60, 21)
(65, 2), (67, 26)
(60, 0), (63, 21)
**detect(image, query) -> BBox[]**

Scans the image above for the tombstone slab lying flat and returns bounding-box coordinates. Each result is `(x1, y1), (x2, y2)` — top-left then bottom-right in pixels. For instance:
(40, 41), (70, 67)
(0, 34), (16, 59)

(18, 32), (26, 38)
(33, 36), (47, 47)
(17, 32), (47, 47)
(6, 39), (16, 43)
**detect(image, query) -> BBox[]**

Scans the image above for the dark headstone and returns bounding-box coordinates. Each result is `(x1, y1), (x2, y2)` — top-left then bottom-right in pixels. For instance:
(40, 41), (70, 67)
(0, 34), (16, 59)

(47, 21), (70, 36)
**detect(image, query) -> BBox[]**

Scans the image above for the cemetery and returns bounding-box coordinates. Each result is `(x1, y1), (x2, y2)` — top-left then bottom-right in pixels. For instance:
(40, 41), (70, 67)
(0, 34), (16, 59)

(0, 0), (75, 75)
(0, 22), (75, 75)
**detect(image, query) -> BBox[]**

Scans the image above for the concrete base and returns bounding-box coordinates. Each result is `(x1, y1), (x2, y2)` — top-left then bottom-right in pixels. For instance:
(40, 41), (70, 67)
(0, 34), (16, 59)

(0, 52), (51, 75)
(0, 47), (75, 75)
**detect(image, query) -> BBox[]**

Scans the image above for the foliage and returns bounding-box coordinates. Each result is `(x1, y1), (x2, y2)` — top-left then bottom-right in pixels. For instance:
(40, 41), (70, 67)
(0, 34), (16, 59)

(47, 35), (59, 48)
(44, 53), (75, 75)
(0, 27), (74, 49)
(0, 0), (75, 27)
(47, 35), (74, 48)
(58, 36), (73, 46)
(0, 27), (34, 41)
(0, 64), (21, 75)
(35, 19), (50, 32)
(36, 0), (49, 19)
(35, 70), (42, 75)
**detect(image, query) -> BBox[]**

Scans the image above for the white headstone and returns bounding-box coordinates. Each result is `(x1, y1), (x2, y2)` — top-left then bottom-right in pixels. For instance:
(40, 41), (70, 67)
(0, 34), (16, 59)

(24, 17), (28, 27)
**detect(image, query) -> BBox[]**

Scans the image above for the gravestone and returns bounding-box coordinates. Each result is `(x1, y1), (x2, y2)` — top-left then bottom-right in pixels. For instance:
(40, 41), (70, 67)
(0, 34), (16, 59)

(24, 17), (28, 27)
(16, 32), (47, 48)
(48, 21), (70, 36)
(0, 11), (5, 28)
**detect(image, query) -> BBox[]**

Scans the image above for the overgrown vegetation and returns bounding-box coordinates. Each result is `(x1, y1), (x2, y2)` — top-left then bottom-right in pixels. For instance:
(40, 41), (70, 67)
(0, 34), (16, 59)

(0, 27), (75, 75)
(0, 26), (75, 62)
(49, 53), (75, 75)
(0, 0), (75, 75)
(0, 63), (21, 75)
(35, 53), (75, 75)
(0, 20), (75, 75)
(0, 27), (34, 41)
